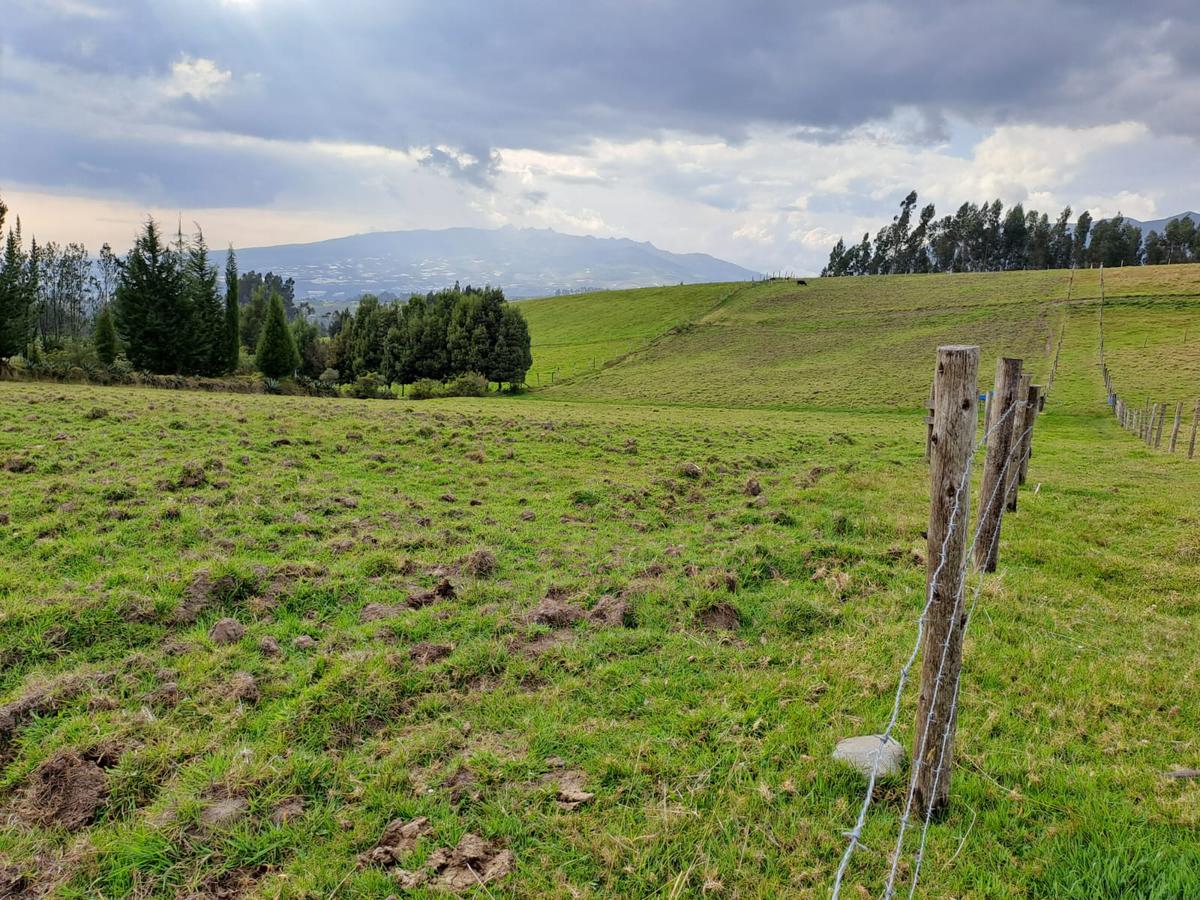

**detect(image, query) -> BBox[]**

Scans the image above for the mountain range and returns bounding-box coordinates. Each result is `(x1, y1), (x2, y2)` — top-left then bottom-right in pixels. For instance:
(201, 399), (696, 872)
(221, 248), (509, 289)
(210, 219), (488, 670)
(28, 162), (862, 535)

(1114, 212), (1199, 234)
(234, 226), (759, 308)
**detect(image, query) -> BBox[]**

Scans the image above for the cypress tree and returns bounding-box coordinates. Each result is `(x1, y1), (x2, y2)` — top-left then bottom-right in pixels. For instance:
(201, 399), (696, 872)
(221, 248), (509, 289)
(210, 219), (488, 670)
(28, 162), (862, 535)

(114, 218), (188, 373)
(224, 247), (240, 372)
(184, 229), (223, 375)
(255, 290), (299, 378)
(0, 213), (35, 360)
(93, 305), (117, 365)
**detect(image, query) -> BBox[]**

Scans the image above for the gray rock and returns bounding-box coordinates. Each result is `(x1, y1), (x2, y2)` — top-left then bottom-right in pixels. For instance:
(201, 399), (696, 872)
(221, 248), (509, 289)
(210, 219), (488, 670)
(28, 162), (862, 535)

(832, 734), (905, 777)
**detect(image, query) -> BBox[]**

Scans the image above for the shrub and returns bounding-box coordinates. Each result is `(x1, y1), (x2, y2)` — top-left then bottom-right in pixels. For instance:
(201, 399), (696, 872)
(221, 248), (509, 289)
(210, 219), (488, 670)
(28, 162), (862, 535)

(408, 378), (442, 400)
(445, 371), (488, 397)
(344, 372), (390, 399)
(319, 367), (340, 384)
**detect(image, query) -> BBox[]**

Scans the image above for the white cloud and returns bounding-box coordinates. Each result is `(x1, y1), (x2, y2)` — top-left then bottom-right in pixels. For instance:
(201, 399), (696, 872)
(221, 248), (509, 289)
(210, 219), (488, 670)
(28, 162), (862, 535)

(163, 56), (233, 101)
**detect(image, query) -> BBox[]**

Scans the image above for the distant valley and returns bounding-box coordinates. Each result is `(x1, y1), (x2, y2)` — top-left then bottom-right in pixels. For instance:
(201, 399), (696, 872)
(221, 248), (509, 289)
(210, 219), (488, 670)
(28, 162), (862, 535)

(234, 226), (760, 309)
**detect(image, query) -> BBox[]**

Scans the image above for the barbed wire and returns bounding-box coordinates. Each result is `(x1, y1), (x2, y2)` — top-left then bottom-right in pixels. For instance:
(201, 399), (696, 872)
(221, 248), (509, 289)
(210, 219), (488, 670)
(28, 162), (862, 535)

(830, 398), (1021, 899)
(884, 417), (1036, 898)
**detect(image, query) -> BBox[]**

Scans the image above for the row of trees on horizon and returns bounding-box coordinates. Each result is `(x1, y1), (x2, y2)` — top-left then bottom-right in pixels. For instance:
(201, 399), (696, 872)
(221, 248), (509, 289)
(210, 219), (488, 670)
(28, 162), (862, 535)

(0, 193), (533, 391)
(822, 191), (1200, 276)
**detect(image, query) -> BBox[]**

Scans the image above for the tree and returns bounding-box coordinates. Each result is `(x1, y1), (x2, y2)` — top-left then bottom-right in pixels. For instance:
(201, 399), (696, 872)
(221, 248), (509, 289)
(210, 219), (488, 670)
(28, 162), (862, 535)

(290, 314), (325, 379)
(114, 218), (189, 373)
(224, 247), (240, 373)
(184, 229), (225, 375)
(1072, 211), (1092, 268)
(489, 305), (532, 387)
(0, 207), (36, 361)
(93, 305), (117, 365)
(255, 291), (299, 378)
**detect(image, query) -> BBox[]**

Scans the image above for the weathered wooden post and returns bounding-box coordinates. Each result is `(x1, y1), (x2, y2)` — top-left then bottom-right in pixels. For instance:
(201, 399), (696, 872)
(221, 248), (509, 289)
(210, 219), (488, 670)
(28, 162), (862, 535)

(1017, 384), (1042, 486)
(914, 344), (979, 819)
(924, 383), (936, 462)
(1004, 373), (1033, 512)
(982, 390), (993, 448)
(1155, 403), (1167, 448)
(1186, 400), (1200, 458)
(974, 357), (1022, 572)
(1169, 402), (1183, 453)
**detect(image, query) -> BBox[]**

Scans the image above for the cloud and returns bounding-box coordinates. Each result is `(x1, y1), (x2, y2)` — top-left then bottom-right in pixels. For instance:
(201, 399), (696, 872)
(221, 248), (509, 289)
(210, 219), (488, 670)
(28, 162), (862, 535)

(2, 0), (1198, 276)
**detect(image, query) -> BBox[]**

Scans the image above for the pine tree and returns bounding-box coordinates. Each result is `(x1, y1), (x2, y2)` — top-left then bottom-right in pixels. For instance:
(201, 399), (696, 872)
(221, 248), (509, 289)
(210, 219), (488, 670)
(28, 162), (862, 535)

(489, 305), (532, 388)
(255, 290), (299, 378)
(184, 229), (224, 375)
(0, 212), (35, 360)
(114, 218), (189, 373)
(224, 247), (240, 373)
(93, 305), (117, 365)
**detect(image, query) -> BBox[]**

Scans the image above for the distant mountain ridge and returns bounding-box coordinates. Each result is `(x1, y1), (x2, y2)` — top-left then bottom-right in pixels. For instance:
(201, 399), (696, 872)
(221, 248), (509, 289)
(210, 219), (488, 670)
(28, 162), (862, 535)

(1113, 212), (1199, 234)
(234, 226), (759, 308)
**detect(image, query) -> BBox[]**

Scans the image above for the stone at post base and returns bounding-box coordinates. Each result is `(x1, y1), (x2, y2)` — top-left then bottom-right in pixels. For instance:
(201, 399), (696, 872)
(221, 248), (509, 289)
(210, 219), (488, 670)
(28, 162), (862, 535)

(832, 735), (905, 778)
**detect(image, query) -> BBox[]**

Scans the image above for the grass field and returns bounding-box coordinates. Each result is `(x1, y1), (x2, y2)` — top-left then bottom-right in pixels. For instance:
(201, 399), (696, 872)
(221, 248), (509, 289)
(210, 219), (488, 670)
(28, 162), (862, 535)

(528, 265), (1200, 412)
(2, 265), (1200, 898)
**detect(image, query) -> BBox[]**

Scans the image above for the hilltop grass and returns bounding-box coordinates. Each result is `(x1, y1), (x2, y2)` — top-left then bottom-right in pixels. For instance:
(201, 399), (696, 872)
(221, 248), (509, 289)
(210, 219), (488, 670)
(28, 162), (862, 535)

(528, 265), (1200, 412)
(2, 370), (1199, 897)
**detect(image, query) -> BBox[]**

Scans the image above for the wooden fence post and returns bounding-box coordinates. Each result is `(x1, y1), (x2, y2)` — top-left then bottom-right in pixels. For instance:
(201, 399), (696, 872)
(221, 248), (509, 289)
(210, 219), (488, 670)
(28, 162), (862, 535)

(914, 344), (979, 820)
(924, 383), (936, 463)
(1155, 403), (1167, 448)
(1190, 400), (1200, 460)
(982, 390), (993, 448)
(1018, 384), (1042, 486)
(974, 357), (1022, 572)
(1004, 373), (1033, 512)
(1169, 402), (1183, 453)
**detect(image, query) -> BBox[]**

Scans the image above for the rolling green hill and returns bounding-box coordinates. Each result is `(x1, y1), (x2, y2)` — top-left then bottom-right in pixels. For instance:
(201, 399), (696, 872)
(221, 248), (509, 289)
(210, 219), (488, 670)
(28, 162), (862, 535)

(2, 264), (1200, 897)
(524, 265), (1200, 413)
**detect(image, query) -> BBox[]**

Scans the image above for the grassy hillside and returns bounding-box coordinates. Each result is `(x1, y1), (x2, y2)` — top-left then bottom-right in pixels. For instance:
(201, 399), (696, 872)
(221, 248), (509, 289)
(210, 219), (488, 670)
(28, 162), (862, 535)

(526, 265), (1200, 412)
(518, 282), (743, 385)
(2, 264), (1200, 897)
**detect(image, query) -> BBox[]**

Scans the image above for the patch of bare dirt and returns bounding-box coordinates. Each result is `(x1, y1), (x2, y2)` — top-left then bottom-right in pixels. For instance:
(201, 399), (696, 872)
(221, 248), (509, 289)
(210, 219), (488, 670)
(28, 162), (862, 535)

(229, 673), (259, 704)
(698, 601), (741, 632)
(17, 750), (109, 831)
(269, 797), (304, 825)
(174, 571), (241, 624)
(588, 595), (632, 627)
(183, 865), (264, 899)
(408, 578), (455, 608)
(409, 642), (453, 665)
(358, 816), (431, 867)
(360, 603), (401, 622)
(525, 596), (584, 627)
(391, 832), (514, 892)
(208, 618), (245, 645)
(443, 767), (481, 804)
(743, 477), (762, 496)
(461, 549), (497, 578)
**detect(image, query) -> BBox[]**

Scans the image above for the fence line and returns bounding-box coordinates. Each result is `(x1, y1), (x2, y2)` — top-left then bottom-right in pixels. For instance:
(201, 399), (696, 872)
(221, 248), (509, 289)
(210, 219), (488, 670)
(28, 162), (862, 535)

(1097, 264), (1199, 458)
(831, 386), (1026, 898)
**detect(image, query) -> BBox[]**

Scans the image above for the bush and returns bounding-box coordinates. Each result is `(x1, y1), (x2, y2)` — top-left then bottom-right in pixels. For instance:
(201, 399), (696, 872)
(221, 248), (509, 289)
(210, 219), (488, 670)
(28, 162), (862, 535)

(445, 371), (488, 397)
(319, 367), (340, 384)
(407, 378), (442, 400)
(343, 372), (391, 399)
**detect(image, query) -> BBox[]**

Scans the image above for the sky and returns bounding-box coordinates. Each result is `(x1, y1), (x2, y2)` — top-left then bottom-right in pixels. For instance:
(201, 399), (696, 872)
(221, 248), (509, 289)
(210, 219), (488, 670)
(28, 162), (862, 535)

(2, 0), (1199, 274)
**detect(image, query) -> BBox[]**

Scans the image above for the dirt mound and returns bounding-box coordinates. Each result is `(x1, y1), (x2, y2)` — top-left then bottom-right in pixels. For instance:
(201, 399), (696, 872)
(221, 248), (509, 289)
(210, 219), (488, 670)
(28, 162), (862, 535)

(408, 578), (455, 608)
(743, 477), (762, 496)
(526, 596), (585, 627)
(461, 549), (497, 578)
(175, 571), (241, 624)
(589, 595), (632, 627)
(389, 832), (514, 892)
(229, 673), (259, 704)
(358, 816), (431, 867)
(410, 642), (453, 665)
(360, 603), (401, 622)
(698, 601), (741, 631)
(18, 750), (108, 831)
(208, 618), (245, 645)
